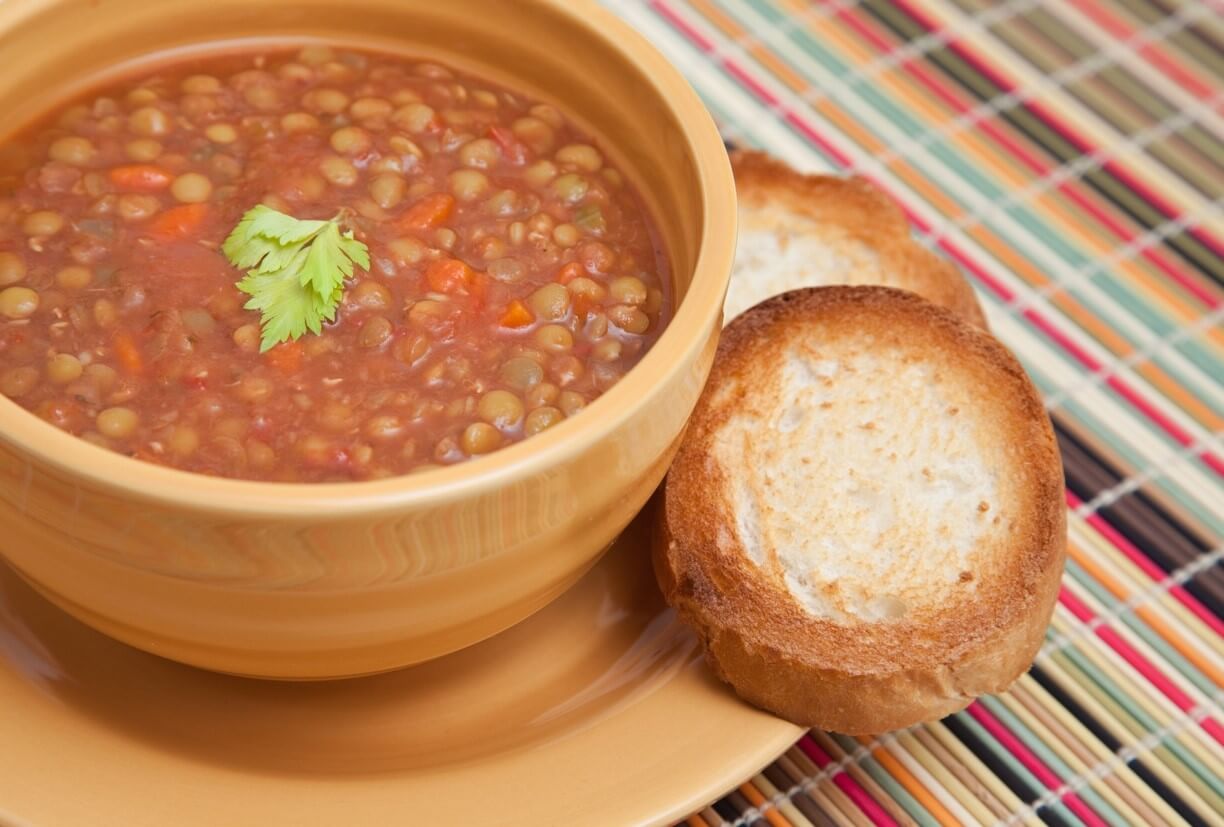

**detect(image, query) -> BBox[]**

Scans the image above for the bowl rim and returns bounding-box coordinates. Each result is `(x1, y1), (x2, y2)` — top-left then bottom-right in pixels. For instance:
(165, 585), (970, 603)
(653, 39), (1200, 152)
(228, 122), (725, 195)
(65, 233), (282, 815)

(0, 0), (735, 517)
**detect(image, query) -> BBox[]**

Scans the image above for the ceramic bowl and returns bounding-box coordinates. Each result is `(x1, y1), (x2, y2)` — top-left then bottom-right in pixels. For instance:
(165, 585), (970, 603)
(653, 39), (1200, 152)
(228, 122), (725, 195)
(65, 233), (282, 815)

(0, 0), (733, 678)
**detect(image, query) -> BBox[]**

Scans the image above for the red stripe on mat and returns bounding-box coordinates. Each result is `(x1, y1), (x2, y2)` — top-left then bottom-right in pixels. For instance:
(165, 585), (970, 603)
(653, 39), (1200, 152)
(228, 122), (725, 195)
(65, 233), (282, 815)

(1067, 0), (1217, 98)
(886, 0), (1224, 268)
(650, 0), (1224, 475)
(967, 702), (1110, 826)
(1016, 310), (1223, 477)
(843, 0), (1222, 310)
(1065, 491), (1224, 638)
(797, 735), (899, 826)
(1058, 587), (1224, 744)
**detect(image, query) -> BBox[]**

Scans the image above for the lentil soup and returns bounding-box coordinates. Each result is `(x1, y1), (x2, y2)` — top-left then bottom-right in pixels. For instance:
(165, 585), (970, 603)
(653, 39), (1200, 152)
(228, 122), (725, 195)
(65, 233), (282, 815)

(0, 45), (670, 482)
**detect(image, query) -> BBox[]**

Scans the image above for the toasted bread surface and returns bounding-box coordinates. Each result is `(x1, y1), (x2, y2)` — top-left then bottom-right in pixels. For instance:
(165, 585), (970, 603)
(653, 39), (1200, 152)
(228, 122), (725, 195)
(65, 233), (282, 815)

(657, 286), (1064, 734)
(729, 150), (987, 328)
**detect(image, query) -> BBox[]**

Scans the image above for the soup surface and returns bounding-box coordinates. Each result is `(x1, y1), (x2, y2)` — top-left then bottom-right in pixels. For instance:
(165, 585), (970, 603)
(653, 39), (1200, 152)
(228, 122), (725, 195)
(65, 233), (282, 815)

(0, 45), (669, 481)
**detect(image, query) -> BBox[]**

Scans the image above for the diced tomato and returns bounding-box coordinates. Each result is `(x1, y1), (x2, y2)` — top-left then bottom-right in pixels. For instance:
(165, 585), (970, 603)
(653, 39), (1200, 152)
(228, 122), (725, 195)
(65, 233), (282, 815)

(556, 261), (583, 284)
(397, 193), (455, 232)
(146, 203), (209, 238)
(486, 125), (527, 164)
(108, 164), (173, 192)
(265, 340), (302, 374)
(499, 299), (533, 328)
(112, 331), (145, 376)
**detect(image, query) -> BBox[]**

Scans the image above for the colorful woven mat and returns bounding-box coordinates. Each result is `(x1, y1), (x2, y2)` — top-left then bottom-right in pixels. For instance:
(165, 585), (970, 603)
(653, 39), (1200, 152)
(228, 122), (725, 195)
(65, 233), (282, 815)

(605, 0), (1224, 824)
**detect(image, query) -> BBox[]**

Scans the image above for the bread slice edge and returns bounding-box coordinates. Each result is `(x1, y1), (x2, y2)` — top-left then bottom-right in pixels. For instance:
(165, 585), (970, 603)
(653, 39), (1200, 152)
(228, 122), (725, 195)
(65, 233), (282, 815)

(730, 150), (989, 329)
(657, 285), (1065, 734)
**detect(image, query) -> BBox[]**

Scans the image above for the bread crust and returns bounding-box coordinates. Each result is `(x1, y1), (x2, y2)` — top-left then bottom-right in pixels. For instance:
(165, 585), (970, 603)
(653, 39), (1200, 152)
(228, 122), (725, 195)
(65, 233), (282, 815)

(731, 150), (988, 329)
(656, 286), (1064, 734)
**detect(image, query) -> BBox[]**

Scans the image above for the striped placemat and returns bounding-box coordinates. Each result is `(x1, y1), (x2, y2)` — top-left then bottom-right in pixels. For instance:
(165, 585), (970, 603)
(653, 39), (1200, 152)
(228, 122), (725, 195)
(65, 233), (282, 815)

(604, 0), (1224, 824)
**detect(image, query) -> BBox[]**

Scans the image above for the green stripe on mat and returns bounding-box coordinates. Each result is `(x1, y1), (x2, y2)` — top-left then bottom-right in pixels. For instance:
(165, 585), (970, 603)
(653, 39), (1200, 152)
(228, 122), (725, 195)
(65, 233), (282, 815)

(1065, 559), (1221, 696)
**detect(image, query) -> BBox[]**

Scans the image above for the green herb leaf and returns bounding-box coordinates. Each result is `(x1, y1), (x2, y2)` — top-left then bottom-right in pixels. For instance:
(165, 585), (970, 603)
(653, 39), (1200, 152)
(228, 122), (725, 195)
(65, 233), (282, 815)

(224, 205), (329, 254)
(222, 206), (369, 352)
(299, 222), (370, 299)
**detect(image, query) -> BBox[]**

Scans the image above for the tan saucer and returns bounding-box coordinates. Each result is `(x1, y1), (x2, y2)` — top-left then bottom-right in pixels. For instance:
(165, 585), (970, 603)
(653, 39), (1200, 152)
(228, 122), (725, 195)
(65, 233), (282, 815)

(0, 499), (800, 827)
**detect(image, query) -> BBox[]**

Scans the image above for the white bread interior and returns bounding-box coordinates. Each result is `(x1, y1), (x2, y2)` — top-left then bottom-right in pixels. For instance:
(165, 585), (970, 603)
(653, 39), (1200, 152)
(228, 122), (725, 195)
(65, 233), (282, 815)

(729, 150), (987, 328)
(657, 286), (1064, 734)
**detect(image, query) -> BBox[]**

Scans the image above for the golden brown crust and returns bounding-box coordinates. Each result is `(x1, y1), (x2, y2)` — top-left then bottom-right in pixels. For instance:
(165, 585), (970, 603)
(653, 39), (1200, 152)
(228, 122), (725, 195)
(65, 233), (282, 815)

(656, 286), (1064, 734)
(730, 150), (988, 329)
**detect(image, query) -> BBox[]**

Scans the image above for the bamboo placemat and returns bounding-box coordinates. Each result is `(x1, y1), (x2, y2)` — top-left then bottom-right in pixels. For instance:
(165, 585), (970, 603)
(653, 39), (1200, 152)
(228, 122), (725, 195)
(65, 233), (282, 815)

(604, 0), (1223, 824)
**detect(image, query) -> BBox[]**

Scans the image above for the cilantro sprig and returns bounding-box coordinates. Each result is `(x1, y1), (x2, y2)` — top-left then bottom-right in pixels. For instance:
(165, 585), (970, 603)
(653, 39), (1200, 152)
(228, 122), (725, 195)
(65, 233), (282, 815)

(222, 205), (370, 352)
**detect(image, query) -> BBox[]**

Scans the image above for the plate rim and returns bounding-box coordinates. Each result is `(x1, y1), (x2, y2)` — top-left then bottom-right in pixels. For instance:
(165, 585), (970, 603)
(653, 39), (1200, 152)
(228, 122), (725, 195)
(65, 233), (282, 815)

(0, 548), (803, 827)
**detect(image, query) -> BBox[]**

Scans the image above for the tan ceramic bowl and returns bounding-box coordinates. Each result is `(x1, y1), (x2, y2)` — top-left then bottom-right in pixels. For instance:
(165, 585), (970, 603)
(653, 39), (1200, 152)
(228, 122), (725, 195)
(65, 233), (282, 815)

(0, 0), (733, 678)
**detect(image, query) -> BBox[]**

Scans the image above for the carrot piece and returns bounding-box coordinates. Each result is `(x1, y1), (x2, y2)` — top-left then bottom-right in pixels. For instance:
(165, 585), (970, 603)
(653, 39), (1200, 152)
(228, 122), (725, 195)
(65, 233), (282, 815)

(499, 299), (533, 328)
(265, 340), (302, 374)
(146, 203), (209, 238)
(424, 258), (460, 293)
(108, 164), (172, 192)
(112, 331), (145, 375)
(425, 258), (477, 295)
(556, 262), (583, 284)
(397, 193), (455, 232)
(425, 258), (487, 311)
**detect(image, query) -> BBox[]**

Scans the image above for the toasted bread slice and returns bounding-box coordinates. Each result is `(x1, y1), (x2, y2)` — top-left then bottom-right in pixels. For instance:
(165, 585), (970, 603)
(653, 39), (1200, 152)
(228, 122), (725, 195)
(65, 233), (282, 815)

(656, 286), (1064, 734)
(730, 150), (987, 328)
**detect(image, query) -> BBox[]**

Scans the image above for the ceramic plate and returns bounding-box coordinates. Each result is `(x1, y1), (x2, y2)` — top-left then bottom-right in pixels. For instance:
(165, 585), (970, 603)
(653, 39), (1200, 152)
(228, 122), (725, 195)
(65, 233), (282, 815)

(0, 500), (801, 826)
